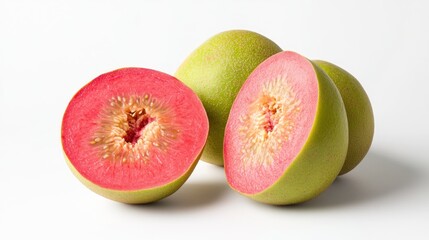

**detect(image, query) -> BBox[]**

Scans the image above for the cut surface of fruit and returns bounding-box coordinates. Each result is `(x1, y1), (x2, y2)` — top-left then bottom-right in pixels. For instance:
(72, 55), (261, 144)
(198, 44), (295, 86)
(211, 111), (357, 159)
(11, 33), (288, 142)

(61, 68), (208, 202)
(225, 52), (318, 194)
(224, 51), (348, 204)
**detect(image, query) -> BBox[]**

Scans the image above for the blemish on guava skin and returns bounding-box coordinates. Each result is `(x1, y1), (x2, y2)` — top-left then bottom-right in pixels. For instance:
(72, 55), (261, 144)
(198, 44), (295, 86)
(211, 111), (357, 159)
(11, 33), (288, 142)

(238, 76), (301, 168)
(90, 95), (179, 164)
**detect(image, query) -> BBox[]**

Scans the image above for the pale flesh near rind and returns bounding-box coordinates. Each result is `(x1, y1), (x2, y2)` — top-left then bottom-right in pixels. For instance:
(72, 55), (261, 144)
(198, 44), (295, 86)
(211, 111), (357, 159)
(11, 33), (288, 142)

(224, 52), (348, 205)
(61, 68), (209, 204)
(175, 30), (282, 166)
(313, 60), (374, 175)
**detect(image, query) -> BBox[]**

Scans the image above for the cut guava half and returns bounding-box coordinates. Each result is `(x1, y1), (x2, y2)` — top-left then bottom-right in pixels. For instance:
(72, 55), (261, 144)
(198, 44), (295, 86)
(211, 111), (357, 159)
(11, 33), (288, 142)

(61, 68), (209, 203)
(224, 51), (348, 205)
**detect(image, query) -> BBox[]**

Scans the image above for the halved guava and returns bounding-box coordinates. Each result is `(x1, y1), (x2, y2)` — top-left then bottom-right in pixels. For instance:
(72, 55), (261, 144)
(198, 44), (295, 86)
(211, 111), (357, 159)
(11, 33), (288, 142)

(61, 68), (209, 204)
(224, 51), (348, 205)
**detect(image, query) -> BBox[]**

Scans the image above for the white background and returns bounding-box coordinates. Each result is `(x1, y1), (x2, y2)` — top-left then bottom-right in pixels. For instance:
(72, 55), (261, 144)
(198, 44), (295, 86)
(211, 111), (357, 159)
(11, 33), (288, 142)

(1, 0), (428, 239)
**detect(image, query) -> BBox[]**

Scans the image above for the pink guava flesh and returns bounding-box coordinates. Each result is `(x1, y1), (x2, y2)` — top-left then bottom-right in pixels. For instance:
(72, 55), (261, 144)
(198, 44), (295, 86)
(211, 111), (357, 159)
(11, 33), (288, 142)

(224, 52), (319, 194)
(62, 68), (208, 191)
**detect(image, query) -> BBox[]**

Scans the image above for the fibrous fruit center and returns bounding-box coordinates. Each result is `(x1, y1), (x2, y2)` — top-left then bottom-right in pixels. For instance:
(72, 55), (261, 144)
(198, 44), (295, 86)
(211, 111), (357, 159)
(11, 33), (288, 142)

(90, 95), (179, 164)
(123, 108), (153, 144)
(239, 76), (301, 168)
(260, 95), (278, 133)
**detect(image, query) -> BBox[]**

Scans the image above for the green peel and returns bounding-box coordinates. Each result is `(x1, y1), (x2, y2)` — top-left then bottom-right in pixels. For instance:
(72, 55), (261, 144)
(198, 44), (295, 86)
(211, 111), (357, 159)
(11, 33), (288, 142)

(64, 153), (200, 204)
(247, 62), (349, 205)
(313, 60), (374, 175)
(175, 30), (282, 166)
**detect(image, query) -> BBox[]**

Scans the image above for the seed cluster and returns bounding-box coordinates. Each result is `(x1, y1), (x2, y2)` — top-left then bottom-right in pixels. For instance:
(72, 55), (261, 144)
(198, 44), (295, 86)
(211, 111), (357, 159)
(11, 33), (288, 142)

(238, 76), (301, 168)
(90, 95), (179, 164)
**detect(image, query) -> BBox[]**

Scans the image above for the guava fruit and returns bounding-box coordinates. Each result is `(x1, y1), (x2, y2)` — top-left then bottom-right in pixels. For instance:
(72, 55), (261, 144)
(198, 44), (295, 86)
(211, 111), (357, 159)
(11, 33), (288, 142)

(313, 60), (374, 175)
(61, 68), (209, 204)
(224, 51), (348, 205)
(175, 30), (282, 166)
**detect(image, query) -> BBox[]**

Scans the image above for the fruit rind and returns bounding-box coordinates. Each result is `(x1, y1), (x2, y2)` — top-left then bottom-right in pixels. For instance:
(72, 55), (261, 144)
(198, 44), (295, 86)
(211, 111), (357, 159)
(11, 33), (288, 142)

(175, 30), (282, 166)
(64, 152), (200, 204)
(226, 54), (348, 205)
(313, 60), (374, 175)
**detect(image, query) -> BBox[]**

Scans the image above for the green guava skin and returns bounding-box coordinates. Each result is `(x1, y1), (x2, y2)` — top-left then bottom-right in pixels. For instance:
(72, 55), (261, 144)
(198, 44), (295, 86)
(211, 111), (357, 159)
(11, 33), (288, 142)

(64, 152), (201, 204)
(175, 30), (282, 166)
(244, 62), (348, 205)
(313, 60), (374, 175)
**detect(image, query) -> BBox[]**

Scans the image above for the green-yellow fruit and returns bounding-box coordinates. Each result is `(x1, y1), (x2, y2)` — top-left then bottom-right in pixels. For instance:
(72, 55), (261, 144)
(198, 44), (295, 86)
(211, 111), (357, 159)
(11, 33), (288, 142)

(313, 60), (374, 175)
(175, 30), (282, 166)
(224, 51), (348, 205)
